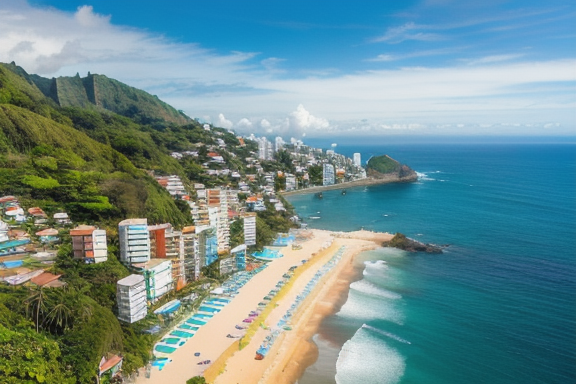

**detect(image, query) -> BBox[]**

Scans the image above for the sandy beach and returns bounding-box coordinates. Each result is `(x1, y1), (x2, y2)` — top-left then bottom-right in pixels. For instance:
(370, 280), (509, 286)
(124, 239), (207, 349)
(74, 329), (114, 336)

(135, 229), (391, 384)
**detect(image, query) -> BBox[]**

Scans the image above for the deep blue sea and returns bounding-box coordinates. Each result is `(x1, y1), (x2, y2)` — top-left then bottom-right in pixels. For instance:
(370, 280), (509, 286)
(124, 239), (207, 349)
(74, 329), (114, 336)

(286, 143), (576, 384)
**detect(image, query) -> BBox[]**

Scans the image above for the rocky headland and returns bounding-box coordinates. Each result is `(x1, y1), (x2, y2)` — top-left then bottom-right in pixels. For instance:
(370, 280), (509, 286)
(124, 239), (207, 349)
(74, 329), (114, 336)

(384, 233), (445, 254)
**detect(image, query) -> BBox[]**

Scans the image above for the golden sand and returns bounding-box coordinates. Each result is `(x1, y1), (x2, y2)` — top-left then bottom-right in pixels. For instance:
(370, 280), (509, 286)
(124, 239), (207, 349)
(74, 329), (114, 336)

(136, 229), (391, 384)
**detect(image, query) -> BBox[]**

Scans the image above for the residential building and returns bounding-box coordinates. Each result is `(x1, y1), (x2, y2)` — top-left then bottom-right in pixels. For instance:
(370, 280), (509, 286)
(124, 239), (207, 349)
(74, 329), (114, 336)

(182, 226), (200, 282)
(323, 163), (335, 186)
(117, 274), (147, 323)
(353, 152), (361, 167)
(118, 218), (150, 264)
(142, 259), (173, 302)
(197, 225), (218, 266)
(243, 213), (257, 246)
(285, 174), (297, 191)
(70, 225), (107, 263)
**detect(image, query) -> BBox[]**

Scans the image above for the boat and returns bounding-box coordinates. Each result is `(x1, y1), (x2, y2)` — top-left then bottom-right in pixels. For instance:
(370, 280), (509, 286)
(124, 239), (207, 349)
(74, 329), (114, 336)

(341, 189), (347, 195)
(315, 192), (323, 199)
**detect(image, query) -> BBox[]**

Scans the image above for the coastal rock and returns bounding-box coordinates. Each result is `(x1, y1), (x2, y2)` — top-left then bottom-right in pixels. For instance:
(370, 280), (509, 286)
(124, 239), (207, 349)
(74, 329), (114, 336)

(383, 233), (444, 254)
(366, 155), (417, 182)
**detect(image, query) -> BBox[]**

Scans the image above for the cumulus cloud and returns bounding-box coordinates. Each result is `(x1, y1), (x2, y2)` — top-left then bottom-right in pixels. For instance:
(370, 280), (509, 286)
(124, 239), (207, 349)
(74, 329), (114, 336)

(216, 113), (233, 129)
(289, 104), (330, 131)
(236, 118), (252, 129)
(260, 119), (271, 129)
(74, 5), (110, 28)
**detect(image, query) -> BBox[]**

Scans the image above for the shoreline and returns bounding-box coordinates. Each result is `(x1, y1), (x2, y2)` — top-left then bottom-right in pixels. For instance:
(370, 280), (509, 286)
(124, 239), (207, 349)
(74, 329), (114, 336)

(213, 230), (390, 384)
(280, 174), (417, 197)
(134, 229), (390, 384)
(260, 241), (371, 384)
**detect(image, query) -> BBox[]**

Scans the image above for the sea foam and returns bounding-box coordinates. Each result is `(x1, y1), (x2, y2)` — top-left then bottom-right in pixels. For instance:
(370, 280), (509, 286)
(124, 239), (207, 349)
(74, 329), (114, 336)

(362, 324), (411, 344)
(335, 326), (406, 384)
(350, 280), (402, 300)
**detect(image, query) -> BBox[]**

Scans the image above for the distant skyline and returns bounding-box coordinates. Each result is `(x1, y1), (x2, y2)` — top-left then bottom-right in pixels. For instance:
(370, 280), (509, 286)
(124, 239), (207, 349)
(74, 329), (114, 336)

(1, 0), (575, 137)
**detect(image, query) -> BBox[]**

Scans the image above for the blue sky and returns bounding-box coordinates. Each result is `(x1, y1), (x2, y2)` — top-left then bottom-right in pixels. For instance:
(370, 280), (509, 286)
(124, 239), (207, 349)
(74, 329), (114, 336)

(1, 0), (575, 137)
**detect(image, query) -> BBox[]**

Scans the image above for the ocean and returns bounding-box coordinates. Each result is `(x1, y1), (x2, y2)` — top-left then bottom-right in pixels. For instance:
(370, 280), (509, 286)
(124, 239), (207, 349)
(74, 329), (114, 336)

(286, 142), (576, 384)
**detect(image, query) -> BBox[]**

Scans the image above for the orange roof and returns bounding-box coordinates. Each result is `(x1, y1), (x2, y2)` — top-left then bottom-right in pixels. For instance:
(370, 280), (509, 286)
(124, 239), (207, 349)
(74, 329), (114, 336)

(247, 196), (257, 202)
(31, 272), (62, 287)
(207, 152), (219, 157)
(99, 355), (123, 375)
(0, 196), (17, 203)
(28, 207), (47, 217)
(36, 228), (58, 236)
(70, 229), (94, 236)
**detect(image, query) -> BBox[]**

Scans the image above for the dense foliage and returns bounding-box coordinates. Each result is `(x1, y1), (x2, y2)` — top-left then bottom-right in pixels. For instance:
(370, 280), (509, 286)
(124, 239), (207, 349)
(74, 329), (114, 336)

(366, 155), (401, 174)
(0, 61), (301, 383)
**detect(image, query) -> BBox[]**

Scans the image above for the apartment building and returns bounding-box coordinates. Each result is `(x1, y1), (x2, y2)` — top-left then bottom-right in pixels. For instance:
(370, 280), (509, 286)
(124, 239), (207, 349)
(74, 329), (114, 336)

(117, 274), (147, 323)
(70, 225), (108, 263)
(118, 218), (150, 264)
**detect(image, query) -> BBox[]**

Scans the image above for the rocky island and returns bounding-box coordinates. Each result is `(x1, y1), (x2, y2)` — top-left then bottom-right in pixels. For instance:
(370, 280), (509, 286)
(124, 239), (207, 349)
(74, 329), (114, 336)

(384, 233), (444, 254)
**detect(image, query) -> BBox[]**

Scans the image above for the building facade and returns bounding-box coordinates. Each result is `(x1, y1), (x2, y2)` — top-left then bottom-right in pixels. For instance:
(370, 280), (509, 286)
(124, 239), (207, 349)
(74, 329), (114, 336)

(323, 163), (335, 186)
(118, 218), (150, 264)
(70, 225), (108, 263)
(117, 274), (147, 323)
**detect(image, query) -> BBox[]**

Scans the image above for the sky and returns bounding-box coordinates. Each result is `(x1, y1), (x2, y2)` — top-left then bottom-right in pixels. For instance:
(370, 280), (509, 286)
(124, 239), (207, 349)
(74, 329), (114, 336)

(1, 0), (575, 138)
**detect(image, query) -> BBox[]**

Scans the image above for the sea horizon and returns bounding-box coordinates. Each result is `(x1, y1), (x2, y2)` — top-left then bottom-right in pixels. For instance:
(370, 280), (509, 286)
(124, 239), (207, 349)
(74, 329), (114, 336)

(287, 142), (576, 384)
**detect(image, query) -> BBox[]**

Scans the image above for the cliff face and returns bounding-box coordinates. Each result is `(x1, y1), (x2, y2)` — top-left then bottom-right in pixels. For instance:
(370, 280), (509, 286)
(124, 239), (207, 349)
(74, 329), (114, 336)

(366, 155), (417, 182)
(21, 67), (191, 125)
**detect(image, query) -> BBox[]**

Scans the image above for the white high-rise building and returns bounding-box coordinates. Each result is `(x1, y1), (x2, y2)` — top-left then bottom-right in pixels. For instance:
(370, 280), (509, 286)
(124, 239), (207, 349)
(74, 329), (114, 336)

(256, 137), (273, 160)
(323, 164), (335, 186)
(353, 153), (361, 167)
(117, 274), (147, 323)
(118, 218), (150, 264)
(243, 213), (257, 246)
(275, 136), (285, 152)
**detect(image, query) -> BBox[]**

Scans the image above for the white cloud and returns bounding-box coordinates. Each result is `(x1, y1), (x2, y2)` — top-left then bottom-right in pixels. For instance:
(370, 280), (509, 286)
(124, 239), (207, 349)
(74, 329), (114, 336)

(0, 2), (574, 136)
(236, 118), (252, 128)
(289, 104), (330, 131)
(260, 119), (271, 129)
(261, 57), (286, 71)
(373, 22), (442, 44)
(460, 54), (524, 65)
(216, 113), (233, 129)
(74, 5), (110, 28)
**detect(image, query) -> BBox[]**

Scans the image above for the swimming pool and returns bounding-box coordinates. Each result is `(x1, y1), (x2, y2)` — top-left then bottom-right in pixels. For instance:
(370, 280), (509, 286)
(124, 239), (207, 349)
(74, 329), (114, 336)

(204, 300), (226, 306)
(160, 337), (185, 346)
(193, 313), (213, 319)
(251, 247), (283, 260)
(154, 345), (177, 354)
(170, 330), (194, 338)
(179, 324), (199, 331)
(199, 306), (221, 313)
(186, 318), (207, 325)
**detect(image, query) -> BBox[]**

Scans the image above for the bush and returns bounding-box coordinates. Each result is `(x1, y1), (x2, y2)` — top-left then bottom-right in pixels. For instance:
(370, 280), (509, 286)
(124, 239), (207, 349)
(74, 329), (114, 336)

(186, 376), (206, 384)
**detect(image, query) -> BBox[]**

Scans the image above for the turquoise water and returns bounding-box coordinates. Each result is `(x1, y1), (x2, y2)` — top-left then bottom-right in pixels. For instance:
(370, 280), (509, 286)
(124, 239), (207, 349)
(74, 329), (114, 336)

(198, 305), (220, 313)
(289, 144), (576, 384)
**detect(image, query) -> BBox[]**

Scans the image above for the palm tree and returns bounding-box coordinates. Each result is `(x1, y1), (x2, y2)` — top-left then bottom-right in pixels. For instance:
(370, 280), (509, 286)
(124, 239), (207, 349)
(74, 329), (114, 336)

(25, 287), (47, 333)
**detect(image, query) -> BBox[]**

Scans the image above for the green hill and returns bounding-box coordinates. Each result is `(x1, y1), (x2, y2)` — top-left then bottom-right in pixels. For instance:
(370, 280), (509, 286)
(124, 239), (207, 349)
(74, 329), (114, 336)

(21, 66), (191, 126)
(366, 154), (417, 179)
(0, 63), (191, 226)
